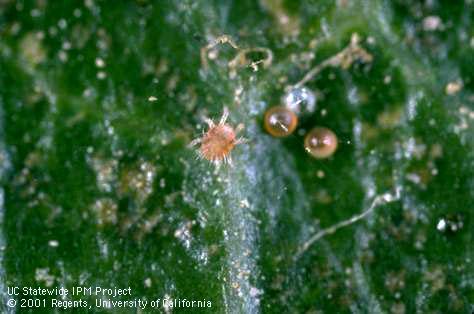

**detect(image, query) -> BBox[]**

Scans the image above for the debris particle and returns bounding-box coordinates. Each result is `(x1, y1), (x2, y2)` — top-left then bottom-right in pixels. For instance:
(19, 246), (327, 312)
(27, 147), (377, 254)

(260, 0), (300, 35)
(282, 86), (316, 115)
(30, 9), (41, 17)
(88, 156), (117, 193)
(73, 8), (82, 17)
(445, 81), (463, 95)
(48, 240), (59, 247)
(391, 302), (406, 314)
(62, 41), (71, 50)
(293, 33), (372, 88)
(231, 281), (240, 289)
(144, 278), (152, 288)
(249, 287), (262, 297)
(35, 268), (55, 287)
(423, 266), (445, 292)
(58, 50), (68, 62)
(92, 198), (118, 226)
(422, 16), (442, 31)
(119, 161), (156, 202)
(228, 47), (273, 73)
(377, 107), (403, 129)
(57, 18), (67, 29)
(436, 214), (464, 233)
(239, 198), (250, 208)
(384, 271), (405, 293)
(20, 32), (46, 65)
(95, 57), (105, 68)
(366, 36), (375, 44)
(436, 219), (446, 231)
(174, 221), (194, 249)
(296, 189), (400, 258)
(148, 96), (158, 102)
(200, 34), (239, 69)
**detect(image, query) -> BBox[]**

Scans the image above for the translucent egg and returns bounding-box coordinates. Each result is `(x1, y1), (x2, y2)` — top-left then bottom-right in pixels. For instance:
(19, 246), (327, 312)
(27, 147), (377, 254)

(264, 106), (298, 137)
(282, 87), (316, 116)
(304, 127), (338, 159)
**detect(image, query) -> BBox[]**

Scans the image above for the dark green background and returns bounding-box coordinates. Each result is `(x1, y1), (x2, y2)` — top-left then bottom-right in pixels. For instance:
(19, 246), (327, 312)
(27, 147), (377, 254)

(0, 0), (473, 313)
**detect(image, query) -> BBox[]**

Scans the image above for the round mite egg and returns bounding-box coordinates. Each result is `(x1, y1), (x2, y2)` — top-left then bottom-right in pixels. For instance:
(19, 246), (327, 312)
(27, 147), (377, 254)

(304, 127), (338, 159)
(264, 106), (298, 137)
(282, 86), (316, 116)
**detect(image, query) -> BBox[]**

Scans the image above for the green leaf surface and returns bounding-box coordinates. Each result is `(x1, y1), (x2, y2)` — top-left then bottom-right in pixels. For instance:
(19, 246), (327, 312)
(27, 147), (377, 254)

(1, 0), (473, 313)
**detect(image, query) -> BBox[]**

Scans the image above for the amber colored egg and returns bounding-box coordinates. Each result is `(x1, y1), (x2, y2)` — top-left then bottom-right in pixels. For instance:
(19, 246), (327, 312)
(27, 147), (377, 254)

(304, 127), (338, 159)
(264, 106), (298, 137)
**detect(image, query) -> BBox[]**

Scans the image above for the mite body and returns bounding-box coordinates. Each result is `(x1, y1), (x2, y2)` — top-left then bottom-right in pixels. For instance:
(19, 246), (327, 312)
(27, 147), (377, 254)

(190, 107), (244, 166)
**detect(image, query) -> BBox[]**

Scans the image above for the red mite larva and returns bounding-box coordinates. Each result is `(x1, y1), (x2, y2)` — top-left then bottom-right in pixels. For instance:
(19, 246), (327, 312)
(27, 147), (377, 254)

(189, 107), (245, 166)
(304, 127), (338, 159)
(263, 106), (298, 137)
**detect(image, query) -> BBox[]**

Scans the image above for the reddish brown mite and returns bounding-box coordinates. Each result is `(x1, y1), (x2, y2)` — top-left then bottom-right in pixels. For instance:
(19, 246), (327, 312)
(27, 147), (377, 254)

(304, 127), (338, 159)
(190, 107), (244, 166)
